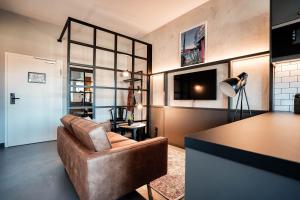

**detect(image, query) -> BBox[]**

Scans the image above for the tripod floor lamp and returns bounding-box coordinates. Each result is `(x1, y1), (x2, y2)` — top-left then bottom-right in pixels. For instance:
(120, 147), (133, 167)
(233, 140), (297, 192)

(219, 72), (252, 121)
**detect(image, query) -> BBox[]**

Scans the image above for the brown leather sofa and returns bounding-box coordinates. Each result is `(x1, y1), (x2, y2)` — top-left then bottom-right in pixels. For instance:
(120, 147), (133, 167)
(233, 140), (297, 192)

(57, 115), (168, 200)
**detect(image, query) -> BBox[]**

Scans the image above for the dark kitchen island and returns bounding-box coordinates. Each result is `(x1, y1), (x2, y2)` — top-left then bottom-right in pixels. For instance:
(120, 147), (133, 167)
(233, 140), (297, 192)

(185, 112), (300, 200)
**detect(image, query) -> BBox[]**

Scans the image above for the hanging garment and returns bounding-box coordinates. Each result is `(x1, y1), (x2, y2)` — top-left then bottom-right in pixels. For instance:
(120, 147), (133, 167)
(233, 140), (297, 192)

(127, 84), (136, 111)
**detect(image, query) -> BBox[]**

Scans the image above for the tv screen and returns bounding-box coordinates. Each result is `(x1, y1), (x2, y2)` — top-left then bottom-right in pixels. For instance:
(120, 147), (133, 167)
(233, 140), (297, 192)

(174, 69), (217, 100)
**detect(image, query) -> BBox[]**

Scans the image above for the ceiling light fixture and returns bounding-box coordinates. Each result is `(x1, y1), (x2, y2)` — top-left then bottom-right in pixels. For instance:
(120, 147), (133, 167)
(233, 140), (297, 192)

(122, 69), (130, 77)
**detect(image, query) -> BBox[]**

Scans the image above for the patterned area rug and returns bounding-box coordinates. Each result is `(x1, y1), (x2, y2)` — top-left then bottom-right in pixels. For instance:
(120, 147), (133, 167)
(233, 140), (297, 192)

(150, 146), (185, 200)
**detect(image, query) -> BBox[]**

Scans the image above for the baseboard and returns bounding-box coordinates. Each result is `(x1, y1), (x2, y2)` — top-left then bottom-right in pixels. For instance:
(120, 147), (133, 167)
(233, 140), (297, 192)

(0, 143), (4, 149)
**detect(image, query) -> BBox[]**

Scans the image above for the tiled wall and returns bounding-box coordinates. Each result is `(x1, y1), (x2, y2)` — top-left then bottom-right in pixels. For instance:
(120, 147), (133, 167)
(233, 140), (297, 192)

(274, 61), (300, 112)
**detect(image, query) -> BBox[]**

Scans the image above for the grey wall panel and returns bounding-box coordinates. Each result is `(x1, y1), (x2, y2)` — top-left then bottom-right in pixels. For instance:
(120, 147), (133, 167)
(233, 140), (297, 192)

(186, 148), (300, 200)
(150, 107), (165, 138)
(272, 0), (300, 26)
(151, 107), (228, 148)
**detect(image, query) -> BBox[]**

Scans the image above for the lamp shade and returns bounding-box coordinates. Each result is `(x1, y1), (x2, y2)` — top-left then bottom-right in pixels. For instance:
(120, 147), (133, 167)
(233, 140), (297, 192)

(219, 72), (248, 97)
(219, 78), (241, 97)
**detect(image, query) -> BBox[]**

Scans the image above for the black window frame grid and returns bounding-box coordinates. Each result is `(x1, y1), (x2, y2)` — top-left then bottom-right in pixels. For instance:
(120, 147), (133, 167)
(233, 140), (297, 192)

(58, 17), (152, 133)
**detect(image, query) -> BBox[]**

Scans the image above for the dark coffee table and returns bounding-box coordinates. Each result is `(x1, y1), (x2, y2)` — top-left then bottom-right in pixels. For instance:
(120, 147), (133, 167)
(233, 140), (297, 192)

(119, 123), (146, 141)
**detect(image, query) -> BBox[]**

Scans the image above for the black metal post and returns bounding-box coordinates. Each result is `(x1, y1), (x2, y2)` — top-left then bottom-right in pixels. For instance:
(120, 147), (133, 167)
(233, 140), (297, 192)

(92, 28), (97, 119)
(227, 61), (232, 122)
(67, 20), (71, 114)
(147, 44), (152, 137)
(114, 35), (118, 131)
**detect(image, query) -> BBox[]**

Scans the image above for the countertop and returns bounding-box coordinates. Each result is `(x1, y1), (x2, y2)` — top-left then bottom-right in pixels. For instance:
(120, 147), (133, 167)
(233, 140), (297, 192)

(185, 112), (300, 180)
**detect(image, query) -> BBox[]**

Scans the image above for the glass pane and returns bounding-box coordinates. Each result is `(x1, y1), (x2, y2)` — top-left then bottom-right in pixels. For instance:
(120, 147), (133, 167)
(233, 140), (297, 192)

(71, 71), (84, 81)
(70, 83), (84, 92)
(70, 44), (93, 65)
(133, 106), (147, 121)
(117, 71), (132, 88)
(70, 108), (93, 118)
(71, 23), (93, 45)
(95, 108), (112, 123)
(70, 89), (93, 106)
(132, 73), (147, 90)
(135, 58), (147, 74)
(117, 54), (132, 71)
(97, 30), (114, 50)
(96, 49), (114, 68)
(118, 36), (132, 54)
(135, 42), (147, 58)
(95, 88), (114, 107)
(116, 90), (129, 106)
(95, 69), (114, 87)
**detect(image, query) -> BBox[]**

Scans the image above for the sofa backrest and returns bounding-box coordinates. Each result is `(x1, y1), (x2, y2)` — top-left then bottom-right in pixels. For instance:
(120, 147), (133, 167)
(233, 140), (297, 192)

(60, 115), (112, 152)
(60, 114), (80, 136)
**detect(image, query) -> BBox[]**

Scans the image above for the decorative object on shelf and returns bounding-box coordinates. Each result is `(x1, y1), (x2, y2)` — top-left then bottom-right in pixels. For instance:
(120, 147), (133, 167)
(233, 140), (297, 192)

(137, 86), (142, 94)
(180, 23), (206, 67)
(28, 72), (46, 84)
(127, 113), (133, 126)
(219, 72), (251, 121)
(295, 93), (300, 114)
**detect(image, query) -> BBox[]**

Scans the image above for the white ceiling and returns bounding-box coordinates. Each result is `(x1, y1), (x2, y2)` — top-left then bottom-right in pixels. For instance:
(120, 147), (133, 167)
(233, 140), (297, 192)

(0, 0), (210, 38)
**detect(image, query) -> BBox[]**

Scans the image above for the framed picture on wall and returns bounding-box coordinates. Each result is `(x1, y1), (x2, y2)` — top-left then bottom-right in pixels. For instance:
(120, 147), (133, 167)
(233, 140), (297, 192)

(180, 23), (207, 67)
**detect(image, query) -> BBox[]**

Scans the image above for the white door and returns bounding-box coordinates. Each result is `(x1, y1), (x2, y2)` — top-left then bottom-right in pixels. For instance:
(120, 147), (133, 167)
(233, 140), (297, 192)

(5, 53), (62, 147)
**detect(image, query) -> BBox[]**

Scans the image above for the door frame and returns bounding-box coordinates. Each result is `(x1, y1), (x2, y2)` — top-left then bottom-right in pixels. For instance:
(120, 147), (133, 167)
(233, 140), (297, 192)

(4, 52), (63, 147)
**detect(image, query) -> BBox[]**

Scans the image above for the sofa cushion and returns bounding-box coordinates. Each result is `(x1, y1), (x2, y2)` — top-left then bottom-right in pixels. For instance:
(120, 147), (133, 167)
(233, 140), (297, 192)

(60, 115), (80, 135)
(111, 139), (137, 148)
(71, 118), (112, 152)
(98, 122), (112, 132)
(107, 132), (129, 144)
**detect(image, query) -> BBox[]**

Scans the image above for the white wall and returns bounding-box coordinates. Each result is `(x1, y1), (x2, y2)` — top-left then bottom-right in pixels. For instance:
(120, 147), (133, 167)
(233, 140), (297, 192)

(231, 55), (270, 111)
(0, 10), (64, 144)
(142, 0), (269, 74)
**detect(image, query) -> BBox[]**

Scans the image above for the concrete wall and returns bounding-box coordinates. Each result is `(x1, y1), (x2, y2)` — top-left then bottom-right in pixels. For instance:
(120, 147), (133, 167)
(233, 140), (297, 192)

(142, 0), (269, 74)
(0, 10), (64, 144)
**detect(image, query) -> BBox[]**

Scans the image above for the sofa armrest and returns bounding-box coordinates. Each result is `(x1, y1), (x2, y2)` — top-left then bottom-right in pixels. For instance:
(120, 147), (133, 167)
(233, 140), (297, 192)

(57, 126), (93, 200)
(86, 137), (168, 200)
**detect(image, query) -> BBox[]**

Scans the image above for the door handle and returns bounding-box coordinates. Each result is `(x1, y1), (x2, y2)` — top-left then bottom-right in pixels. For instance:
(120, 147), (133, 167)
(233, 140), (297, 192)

(10, 93), (20, 104)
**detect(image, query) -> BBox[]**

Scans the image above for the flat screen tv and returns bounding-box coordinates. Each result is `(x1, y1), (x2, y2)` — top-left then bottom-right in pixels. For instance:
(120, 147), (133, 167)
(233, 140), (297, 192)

(174, 69), (217, 100)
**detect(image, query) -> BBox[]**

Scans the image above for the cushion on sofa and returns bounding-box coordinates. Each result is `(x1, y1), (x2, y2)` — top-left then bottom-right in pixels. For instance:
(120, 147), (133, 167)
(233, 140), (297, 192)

(111, 139), (137, 148)
(71, 118), (112, 152)
(60, 115), (80, 135)
(98, 122), (112, 132)
(107, 132), (129, 144)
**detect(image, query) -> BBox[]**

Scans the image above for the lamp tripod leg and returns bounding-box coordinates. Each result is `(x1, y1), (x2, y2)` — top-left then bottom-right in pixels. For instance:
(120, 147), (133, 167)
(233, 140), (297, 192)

(240, 87), (244, 120)
(244, 87), (252, 116)
(233, 90), (242, 122)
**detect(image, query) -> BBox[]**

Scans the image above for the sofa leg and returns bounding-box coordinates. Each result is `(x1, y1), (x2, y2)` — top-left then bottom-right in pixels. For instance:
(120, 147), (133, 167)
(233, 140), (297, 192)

(147, 184), (153, 200)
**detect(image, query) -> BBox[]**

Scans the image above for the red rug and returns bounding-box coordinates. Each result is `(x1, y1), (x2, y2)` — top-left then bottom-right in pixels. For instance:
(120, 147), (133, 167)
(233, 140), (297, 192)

(150, 146), (185, 200)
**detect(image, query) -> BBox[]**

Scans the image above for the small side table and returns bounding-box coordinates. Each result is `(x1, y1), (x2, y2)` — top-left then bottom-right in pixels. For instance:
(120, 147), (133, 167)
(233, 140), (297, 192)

(119, 123), (146, 141)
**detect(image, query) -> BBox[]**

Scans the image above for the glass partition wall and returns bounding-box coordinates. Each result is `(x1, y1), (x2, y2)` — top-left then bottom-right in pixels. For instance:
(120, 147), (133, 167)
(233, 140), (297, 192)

(58, 18), (152, 134)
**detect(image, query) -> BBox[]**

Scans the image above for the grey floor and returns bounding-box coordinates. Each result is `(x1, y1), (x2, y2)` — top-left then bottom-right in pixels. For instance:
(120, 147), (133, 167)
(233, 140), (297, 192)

(0, 141), (145, 200)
